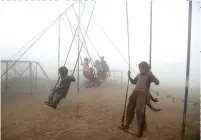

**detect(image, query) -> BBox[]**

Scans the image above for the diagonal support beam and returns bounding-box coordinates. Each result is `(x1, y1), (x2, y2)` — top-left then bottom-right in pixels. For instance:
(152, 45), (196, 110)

(72, 6), (100, 58)
(62, 17), (83, 63)
(1, 2), (78, 79)
(69, 7), (95, 67)
(7, 65), (30, 88)
(7, 63), (24, 79)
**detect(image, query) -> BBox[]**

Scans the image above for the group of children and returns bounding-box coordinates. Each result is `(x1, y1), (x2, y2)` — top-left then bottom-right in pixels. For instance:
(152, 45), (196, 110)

(44, 60), (160, 137)
(44, 56), (110, 108)
(94, 56), (110, 79)
(81, 56), (110, 88)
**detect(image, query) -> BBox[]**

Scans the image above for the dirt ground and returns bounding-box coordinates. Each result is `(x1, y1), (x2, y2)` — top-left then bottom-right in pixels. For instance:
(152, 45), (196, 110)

(1, 87), (200, 140)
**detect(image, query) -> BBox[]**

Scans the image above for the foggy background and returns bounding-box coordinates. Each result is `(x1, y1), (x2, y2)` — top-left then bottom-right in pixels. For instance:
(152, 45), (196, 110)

(0, 0), (200, 90)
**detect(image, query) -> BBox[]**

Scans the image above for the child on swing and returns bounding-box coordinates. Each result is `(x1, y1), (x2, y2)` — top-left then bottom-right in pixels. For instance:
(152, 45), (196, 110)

(44, 66), (75, 109)
(94, 60), (105, 80)
(82, 58), (92, 80)
(81, 57), (99, 88)
(120, 61), (159, 137)
(100, 56), (110, 78)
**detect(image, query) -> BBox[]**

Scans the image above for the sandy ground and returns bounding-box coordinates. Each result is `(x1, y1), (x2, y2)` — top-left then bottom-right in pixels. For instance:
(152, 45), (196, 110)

(1, 87), (200, 140)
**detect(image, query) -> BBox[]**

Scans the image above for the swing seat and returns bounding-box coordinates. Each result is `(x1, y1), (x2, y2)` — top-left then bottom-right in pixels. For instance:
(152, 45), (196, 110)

(84, 82), (98, 88)
(97, 70), (109, 81)
(83, 77), (102, 88)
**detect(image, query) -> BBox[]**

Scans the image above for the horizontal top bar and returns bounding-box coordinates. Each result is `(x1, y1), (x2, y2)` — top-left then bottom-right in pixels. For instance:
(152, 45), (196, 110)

(1, 60), (38, 63)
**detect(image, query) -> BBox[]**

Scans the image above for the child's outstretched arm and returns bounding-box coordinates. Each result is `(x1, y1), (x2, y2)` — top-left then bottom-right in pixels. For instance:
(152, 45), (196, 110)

(149, 71), (159, 85)
(130, 76), (138, 84)
(71, 76), (76, 82)
(68, 75), (76, 82)
(153, 75), (159, 85)
(128, 70), (138, 84)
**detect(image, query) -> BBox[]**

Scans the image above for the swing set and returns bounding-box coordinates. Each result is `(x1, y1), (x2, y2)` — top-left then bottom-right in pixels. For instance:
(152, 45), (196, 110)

(1, 0), (194, 139)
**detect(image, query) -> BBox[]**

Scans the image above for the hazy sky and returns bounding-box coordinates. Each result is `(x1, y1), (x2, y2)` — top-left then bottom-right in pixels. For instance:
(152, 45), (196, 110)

(0, 0), (200, 88)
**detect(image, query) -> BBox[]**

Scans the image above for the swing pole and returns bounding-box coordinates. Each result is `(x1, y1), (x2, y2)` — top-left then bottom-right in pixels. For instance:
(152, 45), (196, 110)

(58, 18), (61, 78)
(149, 0), (152, 68)
(121, 0), (130, 126)
(77, 0), (81, 116)
(125, 0), (131, 100)
(140, 0), (153, 136)
(181, 0), (192, 138)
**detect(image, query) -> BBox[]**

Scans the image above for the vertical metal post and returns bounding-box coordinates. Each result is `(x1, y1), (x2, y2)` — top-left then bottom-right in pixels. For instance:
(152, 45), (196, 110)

(181, 0), (192, 138)
(149, 0), (152, 67)
(77, 0), (80, 116)
(29, 62), (33, 95)
(121, 0), (131, 127)
(58, 18), (61, 78)
(140, 1), (153, 136)
(5, 62), (8, 103)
